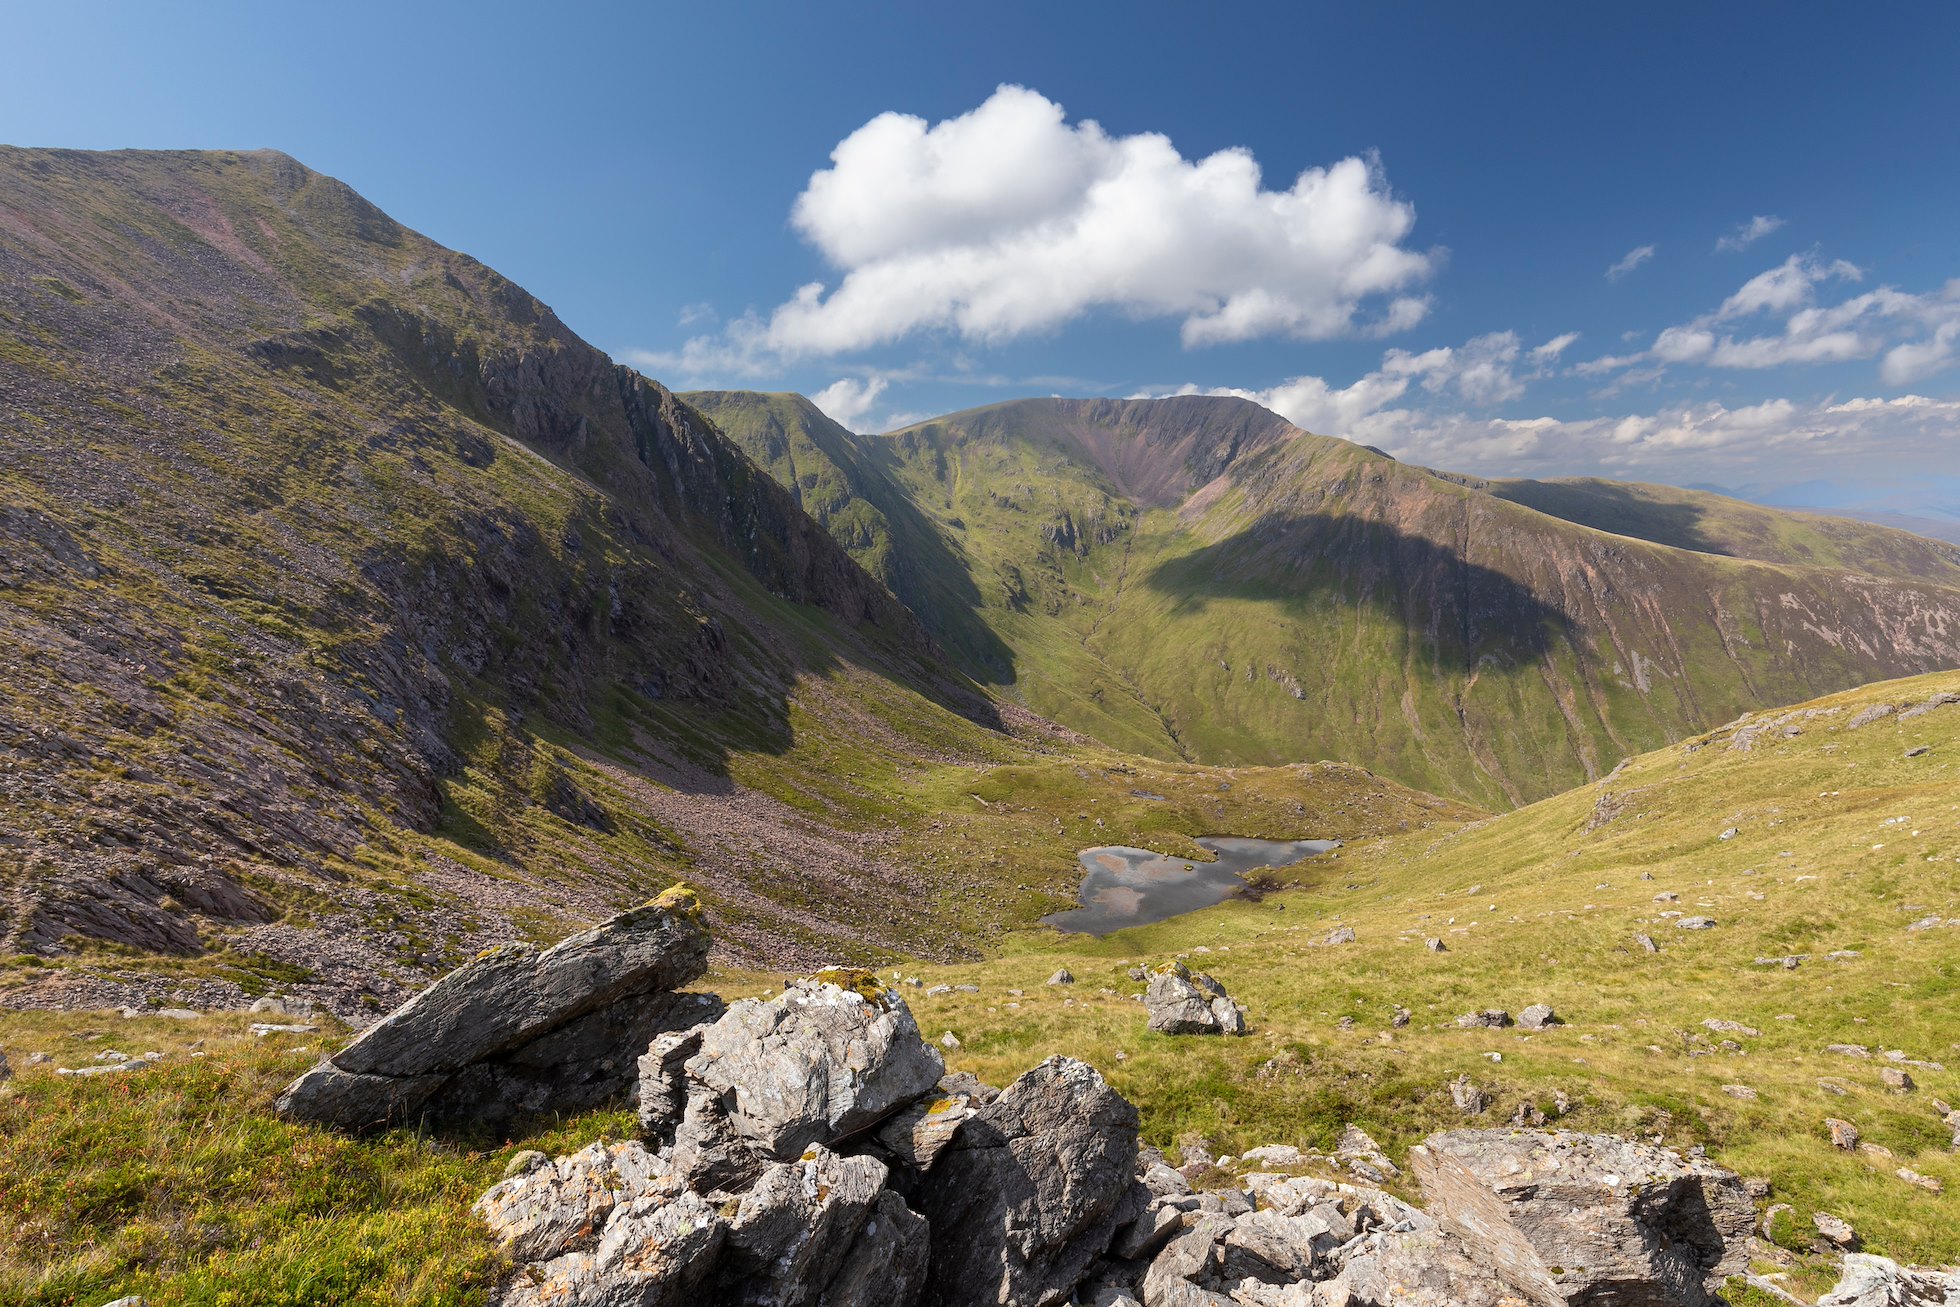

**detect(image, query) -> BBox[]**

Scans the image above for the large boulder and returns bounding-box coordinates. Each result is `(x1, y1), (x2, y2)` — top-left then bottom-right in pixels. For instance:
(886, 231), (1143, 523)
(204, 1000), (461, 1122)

(910, 1056), (1143, 1307)
(1819, 1254), (1960, 1307)
(1144, 961), (1246, 1036)
(1408, 1129), (1753, 1307)
(669, 969), (944, 1171)
(718, 1146), (918, 1306)
(279, 887), (714, 1131)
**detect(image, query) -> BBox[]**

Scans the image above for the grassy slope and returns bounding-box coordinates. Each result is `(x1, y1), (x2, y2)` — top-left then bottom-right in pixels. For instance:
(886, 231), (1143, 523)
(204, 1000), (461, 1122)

(692, 392), (1960, 809)
(898, 669), (1960, 1272)
(5, 670), (1954, 1304)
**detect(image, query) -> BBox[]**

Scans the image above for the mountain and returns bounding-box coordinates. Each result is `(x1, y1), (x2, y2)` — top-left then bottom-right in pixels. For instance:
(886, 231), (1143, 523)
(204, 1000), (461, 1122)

(0, 150), (1462, 1007)
(687, 392), (1960, 808)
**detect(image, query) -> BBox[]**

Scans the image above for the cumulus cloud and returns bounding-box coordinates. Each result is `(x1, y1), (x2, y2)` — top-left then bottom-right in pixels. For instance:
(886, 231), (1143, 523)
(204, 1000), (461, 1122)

(1606, 245), (1655, 281)
(1716, 214), (1786, 252)
(810, 376), (889, 429)
(653, 85), (1437, 369)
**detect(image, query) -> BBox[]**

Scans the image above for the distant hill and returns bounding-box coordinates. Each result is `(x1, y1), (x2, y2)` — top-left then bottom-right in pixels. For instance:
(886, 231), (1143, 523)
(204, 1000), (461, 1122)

(688, 392), (1960, 808)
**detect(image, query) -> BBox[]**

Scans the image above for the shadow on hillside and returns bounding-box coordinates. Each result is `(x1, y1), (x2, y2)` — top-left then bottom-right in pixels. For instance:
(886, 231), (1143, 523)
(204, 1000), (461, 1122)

(866, 471), (1020, 687)
(1488, 480), (1731, 558)
(1141, 514), (1573, 665)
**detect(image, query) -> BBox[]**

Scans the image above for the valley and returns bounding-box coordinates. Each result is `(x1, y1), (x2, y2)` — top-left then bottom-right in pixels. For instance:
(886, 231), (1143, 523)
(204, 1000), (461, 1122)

(3, 147), (1958, 1307)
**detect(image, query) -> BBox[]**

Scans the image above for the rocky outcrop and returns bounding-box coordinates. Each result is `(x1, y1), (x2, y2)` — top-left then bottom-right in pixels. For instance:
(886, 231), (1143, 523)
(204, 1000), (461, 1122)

(1144, 961), (1247, 1036)
(277, 889), (716, 1131)
(439, 914), (1757, 1307)
(1408, 1129), (1753, 1306)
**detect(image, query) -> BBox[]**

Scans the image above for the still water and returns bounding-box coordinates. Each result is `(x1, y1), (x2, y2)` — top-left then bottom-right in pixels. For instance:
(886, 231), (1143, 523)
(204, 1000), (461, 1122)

(1042, 835), (1338, 935)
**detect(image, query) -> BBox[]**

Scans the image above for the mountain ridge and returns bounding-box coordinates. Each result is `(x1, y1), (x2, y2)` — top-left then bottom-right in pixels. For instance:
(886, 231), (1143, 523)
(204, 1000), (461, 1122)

(689, 389), (1960, 807)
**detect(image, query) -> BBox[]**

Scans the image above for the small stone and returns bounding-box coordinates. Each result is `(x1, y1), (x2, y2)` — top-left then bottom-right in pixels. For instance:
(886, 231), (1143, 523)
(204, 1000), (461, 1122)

(1719, 827), (1739, 841)
(1424, 937), (1447, 952)
(1812, 1210), (1860, 1252)
(1518, 1004), (1562, 1030)
(1448, 1074), (1489, 1116)
(1391, 1006), (1412, 1028)
(1325, 926), (1356, 946)
(940, 1031), (961, 1050)
(1722, 1085), (1758, 1100)
(1636, 934), (1659, 953)
(1676, 916), (1718, 930)
(1897, 1167), (1943, 1193)
(1703, 1019), (1761, 1037)
(1456, 1009), (1513, 1029)
(1046, 969), (1074, 986)
(1905, 745), (1931, 757)
(1881, 1067), (1915, 1094)
(1826, 1118), (1861, 1150)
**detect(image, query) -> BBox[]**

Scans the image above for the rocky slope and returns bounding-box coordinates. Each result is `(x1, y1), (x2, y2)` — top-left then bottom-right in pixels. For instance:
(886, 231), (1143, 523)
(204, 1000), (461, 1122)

(689, 392), (1960, 807)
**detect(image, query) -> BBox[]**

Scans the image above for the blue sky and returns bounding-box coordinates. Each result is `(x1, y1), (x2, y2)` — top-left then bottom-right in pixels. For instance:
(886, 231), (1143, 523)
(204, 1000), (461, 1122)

(7, 2), (1957, 499)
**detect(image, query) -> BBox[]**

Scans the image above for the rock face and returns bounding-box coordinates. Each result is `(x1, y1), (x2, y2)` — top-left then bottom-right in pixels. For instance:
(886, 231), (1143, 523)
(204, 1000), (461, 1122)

(1408, 1130), (1753, 1307)
(910, 1056), (1142, 1307)
(277, 889), (717, 1131)
(1144, 961), (1247, 1036)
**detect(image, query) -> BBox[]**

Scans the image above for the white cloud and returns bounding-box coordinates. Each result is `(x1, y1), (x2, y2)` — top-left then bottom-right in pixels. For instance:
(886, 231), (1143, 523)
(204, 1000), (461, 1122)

(661, 85), (1436, 365)
(810, 376), (889, 429)
(1716, 214), (1786, 252)
(1530, 332), (1580, 361)
(1606, 245), (1655, 281)
(676, 301), (718, 327)
(1881, 319), (1960, 385)
(1574, 256), (1960, 385)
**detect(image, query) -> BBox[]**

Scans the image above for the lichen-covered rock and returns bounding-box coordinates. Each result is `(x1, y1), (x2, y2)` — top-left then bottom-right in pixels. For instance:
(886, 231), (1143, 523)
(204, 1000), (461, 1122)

(685, 969), (944, 1163)
(279, 890), (711, 1131)
(1144, 962), (1246, 1037)
(912, 1056), (1143, 1307)
(1409, 1129), (1752, 1307)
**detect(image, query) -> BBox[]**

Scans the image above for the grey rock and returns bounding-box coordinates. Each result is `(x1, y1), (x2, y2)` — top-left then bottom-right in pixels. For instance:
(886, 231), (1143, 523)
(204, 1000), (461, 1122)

(638, 1023), (709, 1144)
(1113, 1200), (1185, 1261)
(719, 1145), (890, 1304)
(1141, 1215), (1237, 1307)
(1702, 1019), (1761, 1038)
(1448, 1075), (1490, 1116)
(1409, 1128), (1752, 1307)
(1882, 1067), (1916, 1093)
(1675, 916), (1718, 930)
(474, 1140), (640, 1264)
(1315, 1225), (1530, 1307)
(1326, 926), (1357, 946)
(340, 891), (709, 1079)
(686, 969), (943, 1162)
(504, 1149), (550, 1180)
(1905, 745), (1932, 758)
(278, 891), (711, 1131)
(1456, 1009), (1513, 1029)
(870, 1092), (975, 1176)
(0, 1049), (10, 1083)
(1336, 1125), (1401, 1181)
(1048, 969), (1075, 986)
(815, 1189), (930, 1307)
(1425, 937), (1447, 952)
(1518, 1004), (1562, 1030)
(1814, 1210), (1861, 1252)
(1819, 1253), (1960, 1307)
(1636, 934), (1659, 953)
(912, 1056), (1141, 1307)
(1144, 962), (1245, 1037)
